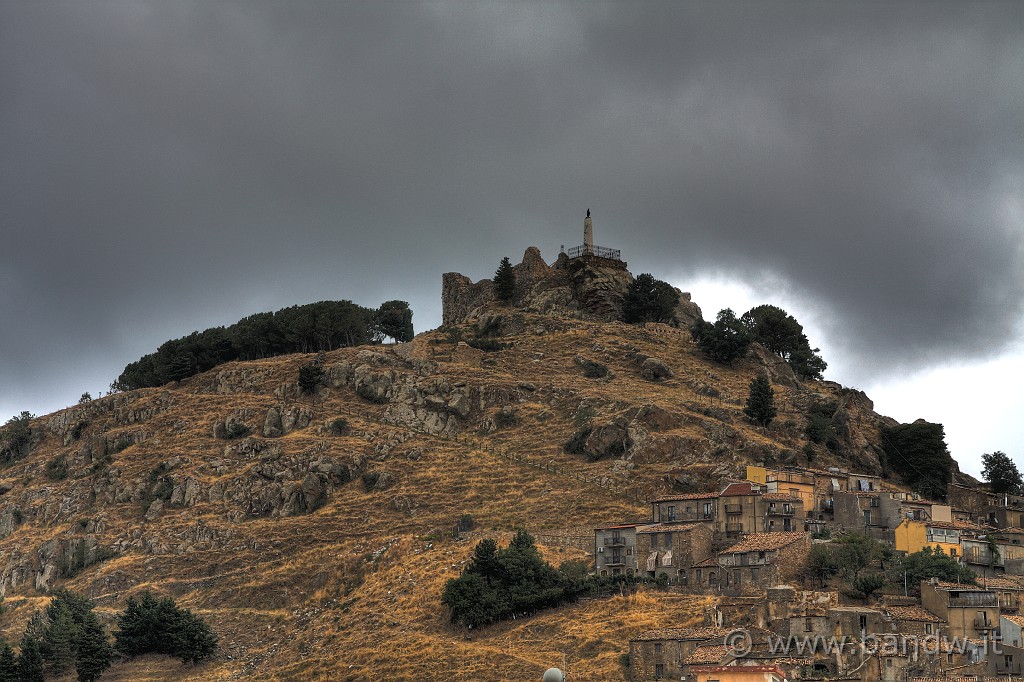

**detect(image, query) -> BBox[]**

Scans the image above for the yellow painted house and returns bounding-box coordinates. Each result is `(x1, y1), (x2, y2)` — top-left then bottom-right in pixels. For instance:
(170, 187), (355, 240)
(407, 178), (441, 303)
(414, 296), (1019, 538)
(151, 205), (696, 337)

(745, 465), (816, 511)
(895, 519), (962, 557)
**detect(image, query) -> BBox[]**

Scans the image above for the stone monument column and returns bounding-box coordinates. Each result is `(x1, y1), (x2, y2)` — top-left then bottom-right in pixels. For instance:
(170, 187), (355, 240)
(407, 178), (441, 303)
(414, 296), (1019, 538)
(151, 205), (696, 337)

(584, 208), (593, 256)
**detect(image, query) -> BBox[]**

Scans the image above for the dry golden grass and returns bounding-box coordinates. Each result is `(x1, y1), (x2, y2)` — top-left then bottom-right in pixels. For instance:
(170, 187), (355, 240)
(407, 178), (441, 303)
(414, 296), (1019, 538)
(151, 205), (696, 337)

(0, 315), (877, 679)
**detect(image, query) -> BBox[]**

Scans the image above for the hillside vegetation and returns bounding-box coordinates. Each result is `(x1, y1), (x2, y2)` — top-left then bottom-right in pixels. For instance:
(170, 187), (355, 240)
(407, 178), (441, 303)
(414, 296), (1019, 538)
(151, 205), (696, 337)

(0, 310), (905, 680)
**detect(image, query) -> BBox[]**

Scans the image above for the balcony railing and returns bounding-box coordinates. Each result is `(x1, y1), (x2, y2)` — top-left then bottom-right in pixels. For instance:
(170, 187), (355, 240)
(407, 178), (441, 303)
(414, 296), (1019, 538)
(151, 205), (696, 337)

(604, 537), (626, 546)
(566, 244), (622, 260)
(725, 523), (744, 533)
(974, 615), (995, 629)
(948, 593), (999, 608)
(768, 507), (795, 516)
(725, 505), (743, 515)
(604, 557), (626, 567)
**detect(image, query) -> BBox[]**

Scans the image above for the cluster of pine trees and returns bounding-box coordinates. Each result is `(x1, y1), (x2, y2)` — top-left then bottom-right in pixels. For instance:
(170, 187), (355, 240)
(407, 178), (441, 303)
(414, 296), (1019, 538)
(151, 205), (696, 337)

(0, 589), (216, 681)
(112, 299), (413, 391)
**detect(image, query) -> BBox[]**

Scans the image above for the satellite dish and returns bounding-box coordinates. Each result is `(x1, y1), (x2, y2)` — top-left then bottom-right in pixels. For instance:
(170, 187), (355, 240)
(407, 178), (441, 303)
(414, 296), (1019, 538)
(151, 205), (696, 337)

(542, 668), (565, 682)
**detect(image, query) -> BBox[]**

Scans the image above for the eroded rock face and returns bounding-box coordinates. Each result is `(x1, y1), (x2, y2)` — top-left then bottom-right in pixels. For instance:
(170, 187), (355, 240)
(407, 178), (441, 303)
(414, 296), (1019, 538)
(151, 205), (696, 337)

(442, 246), (700, 328)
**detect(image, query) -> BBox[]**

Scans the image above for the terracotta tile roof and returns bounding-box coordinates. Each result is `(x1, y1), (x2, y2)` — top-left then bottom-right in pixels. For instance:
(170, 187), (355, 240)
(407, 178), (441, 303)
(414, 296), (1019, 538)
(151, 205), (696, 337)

(692, 557), (718, 568)
(1002, 614), (1024, 628)
(594, 523), (645, 531)
(976, 576), (1024, 590)
(651, 492), (719, 502)
(926, 520), (983, 532)
(883, 605), (944, 623)
(721, 532), (808, 554)
(992, 526), (1024, 535)
(682, 644), (728, 665)
(630, 626), (729, 643)
(931, 581), (993, 592)
(720, 482), (758, 497)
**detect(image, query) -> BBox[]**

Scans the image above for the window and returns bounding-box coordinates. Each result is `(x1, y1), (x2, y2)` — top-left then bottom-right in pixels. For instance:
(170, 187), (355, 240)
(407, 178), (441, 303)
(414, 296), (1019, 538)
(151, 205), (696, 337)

(864, 510), (872, 525)
(626, 547), (632, 556)
(651, 534), (658, 548)
(859, 615), (867, 632)
(734, 571), (741, 585)
(751, 567), (760, 581)
(654, 643), (662, 654)
(951, 548), (957, 557)
(805, 617), (813, 632)
(704, 502), (714, 518)
(655, 663), (664, 679)
(667, 506), (675, 522)
(925, 623), (933, 635)
(663, 532), (672, 547)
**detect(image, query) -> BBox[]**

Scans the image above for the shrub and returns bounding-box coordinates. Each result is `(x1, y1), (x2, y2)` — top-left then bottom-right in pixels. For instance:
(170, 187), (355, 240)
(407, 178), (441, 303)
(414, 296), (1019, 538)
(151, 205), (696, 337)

(0, 412), (35, 465)
(12, 508), (23, 524)
(70, 420), (89, 441)
(108, 434), (133, 455)
(494, 409), (518, 429)
(328, 418), (350, 436)
(298, 362), (325, 394)
(45, 456), (69, 481)
(361, 471), (381, 491)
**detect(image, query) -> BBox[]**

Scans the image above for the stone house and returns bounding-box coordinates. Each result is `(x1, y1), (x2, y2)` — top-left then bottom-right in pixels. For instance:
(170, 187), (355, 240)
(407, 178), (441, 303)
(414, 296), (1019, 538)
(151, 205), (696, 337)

(762, 493), (803, 533)
(717, 482), (765, 539)
(691, 556), (721, 592)
(627, 627), (729, 682)
(594, 523), (647, 576)
(880, 604), (945, 637)
(764, 585), (837, 638)
(828, 605), (887, 639)
(974, 575), (1024, 615)
(994, 617), (1024, 676)
(650, 492), (717, 525)
(636, 522), (714, 583)
(717, 532), (811, 593)
(920, 579), (1000, 640)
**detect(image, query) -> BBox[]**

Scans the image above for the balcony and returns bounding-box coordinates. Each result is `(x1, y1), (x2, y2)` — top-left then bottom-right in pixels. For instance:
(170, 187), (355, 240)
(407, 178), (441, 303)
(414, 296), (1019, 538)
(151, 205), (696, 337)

(1003, 598), (1021, 614)
(768, 506), (795, 516)
(725, 523), (744, 534)
(725, 504), (743, 515)
(604, 536), (626, 547)
(974, 615), (995, 630)
(604, 556), (626, 567)
(948, 593), (999, 608)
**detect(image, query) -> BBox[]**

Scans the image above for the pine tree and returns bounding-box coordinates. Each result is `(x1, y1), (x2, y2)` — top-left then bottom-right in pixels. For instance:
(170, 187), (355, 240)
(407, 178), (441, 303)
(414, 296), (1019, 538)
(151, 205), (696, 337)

(493, 257), (516, 303)
(0, 642), (17, 682)
(18, 632), (44, 682)
(74, 611), (113, 682)
(744, 375), (777, 427)
(45, 603), (80, 675)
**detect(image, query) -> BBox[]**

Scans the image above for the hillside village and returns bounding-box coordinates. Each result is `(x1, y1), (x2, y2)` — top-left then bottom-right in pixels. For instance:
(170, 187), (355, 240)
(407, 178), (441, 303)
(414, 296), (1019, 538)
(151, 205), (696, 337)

(0, 213), (1021, 681)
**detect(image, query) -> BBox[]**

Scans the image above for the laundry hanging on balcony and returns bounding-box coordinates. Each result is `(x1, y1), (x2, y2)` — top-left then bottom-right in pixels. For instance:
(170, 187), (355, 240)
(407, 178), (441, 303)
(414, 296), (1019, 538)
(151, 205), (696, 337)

(646, 551), (659, 572)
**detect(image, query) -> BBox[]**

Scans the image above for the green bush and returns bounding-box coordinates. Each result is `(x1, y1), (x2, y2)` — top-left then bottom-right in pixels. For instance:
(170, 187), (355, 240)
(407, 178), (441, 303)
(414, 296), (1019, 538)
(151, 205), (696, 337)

(70, 420), (89, 441)
(692, 309), (751, 365)
(0, 412), (35, 465)
(224, 420), (251, 440)
(298, 362), (325, 394)
(328, 417), (350, 435)
(622, 273), (679, 324)
(115, 592), (217, 664)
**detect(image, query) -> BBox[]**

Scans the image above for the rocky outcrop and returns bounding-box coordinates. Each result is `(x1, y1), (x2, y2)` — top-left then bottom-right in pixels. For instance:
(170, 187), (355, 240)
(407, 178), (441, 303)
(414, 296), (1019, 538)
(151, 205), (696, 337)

(443, 246), (700, 328)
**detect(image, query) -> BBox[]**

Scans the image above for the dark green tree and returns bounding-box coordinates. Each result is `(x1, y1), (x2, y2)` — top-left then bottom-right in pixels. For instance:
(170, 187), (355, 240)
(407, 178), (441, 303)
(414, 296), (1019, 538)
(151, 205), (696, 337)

(297, 362), (325, 394)
(622, 274), (680, 324)
(805, 544), (840, 586)
(894, 546), (975, 589)
(374, 300), (414, 343)
(74, 611), (113, 682)
(741, 304), (827, 380)
(114, 592), (217, 664)
(982, 451), (1022, 495)
(0, 412), (35, 465)
(45, 603), (79, 675)
(0, 642), (18, 682)
(493, 257), (516, 303)
(880, 421), (954, 501)
(18, 631), (44, 682)
(743, 376), (777, 427)
(692, 309), (751, 365)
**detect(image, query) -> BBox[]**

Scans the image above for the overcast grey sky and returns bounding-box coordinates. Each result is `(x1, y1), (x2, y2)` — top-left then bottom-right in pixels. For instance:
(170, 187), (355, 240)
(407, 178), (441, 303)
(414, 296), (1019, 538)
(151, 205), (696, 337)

(2, 1), (1022, 476)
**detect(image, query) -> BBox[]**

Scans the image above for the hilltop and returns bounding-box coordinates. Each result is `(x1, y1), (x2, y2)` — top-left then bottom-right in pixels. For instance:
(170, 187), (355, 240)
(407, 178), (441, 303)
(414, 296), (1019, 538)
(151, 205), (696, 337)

(0, 246), (947, 680)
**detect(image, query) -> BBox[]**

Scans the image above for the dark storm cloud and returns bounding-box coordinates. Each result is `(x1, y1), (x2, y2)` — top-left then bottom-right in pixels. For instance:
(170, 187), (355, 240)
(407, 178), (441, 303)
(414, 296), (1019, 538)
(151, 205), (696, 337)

(1, 1), (1022, 418)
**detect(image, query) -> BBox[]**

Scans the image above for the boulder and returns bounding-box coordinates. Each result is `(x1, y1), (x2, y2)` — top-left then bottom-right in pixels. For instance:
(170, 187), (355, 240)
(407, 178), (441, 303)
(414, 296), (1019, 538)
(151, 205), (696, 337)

(640, 357), (674, 381)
